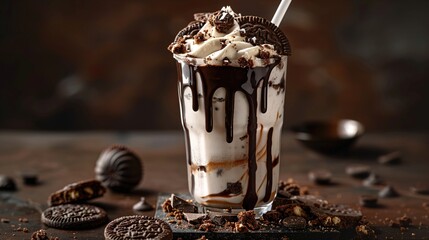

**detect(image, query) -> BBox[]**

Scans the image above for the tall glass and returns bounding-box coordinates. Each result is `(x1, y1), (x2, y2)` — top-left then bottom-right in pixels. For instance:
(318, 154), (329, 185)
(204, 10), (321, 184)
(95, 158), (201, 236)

(175, 55), (287, 214)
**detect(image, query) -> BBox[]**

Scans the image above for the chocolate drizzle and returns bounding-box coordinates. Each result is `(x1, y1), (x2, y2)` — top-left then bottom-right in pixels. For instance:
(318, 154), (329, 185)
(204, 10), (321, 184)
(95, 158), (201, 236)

(264, 127), (274, 202)
(203, 181), (243, 198)
(273, 156), (280, 168)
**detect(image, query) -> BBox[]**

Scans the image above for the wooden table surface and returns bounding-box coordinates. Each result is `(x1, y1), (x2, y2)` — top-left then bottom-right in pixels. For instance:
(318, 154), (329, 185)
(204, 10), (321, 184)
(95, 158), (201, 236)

(0, 131), (428, 239)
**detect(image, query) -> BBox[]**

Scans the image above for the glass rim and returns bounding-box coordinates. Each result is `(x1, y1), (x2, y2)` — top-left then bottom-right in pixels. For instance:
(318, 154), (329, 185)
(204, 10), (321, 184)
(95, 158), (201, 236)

(173, 54), (287, 67)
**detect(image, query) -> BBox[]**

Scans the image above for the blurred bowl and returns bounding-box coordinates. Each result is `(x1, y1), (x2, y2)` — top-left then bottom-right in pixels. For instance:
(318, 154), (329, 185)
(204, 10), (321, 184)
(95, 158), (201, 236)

(289, 119), (364, 154)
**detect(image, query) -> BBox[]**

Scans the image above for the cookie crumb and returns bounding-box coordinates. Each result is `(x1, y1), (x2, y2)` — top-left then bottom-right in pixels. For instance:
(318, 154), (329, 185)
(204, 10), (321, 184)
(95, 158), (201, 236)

(199, 220), (216, 232)
(31, 229), (49, 240)
(355, 224), (376, 239)
(162, 199), (173, 213)
(237, 210), (259, 230)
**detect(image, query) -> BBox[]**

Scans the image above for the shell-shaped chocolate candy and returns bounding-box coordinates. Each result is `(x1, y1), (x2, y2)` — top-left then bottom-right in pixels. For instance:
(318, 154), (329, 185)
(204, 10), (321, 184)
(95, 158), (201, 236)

(0, 175), (17, 191)
(95, 146), (143, 192)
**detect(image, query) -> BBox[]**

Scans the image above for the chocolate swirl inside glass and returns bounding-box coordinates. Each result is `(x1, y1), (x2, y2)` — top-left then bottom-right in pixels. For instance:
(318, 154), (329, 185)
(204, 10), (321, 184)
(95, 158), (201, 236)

(175, 55), (287, 213)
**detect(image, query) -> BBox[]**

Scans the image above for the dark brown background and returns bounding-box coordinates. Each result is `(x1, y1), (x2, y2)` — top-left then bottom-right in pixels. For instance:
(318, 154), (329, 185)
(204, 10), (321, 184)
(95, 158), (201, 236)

(1, 0), (428, 131)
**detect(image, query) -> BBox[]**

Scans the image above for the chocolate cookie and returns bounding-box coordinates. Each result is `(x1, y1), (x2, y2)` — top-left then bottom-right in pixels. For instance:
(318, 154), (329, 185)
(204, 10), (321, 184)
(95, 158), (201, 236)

(236, 16), (291, 56)
(169, 22), (205, 54)
(48, 179), (106, 206)
(104, 215), (173, 240)
(95, 145), (143, 192)
(41, 204), (108, 229)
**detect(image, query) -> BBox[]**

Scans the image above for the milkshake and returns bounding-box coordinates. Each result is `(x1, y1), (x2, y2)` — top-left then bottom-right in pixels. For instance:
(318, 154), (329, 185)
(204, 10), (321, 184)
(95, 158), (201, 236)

(168, 6), (291, 212)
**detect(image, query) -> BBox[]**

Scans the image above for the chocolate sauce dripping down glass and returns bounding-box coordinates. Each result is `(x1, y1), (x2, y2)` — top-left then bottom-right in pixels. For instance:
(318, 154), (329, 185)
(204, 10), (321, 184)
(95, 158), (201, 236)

(264, 127), (274, 202)
(177, 64), (195, 196)
(178, 60), (280, 210)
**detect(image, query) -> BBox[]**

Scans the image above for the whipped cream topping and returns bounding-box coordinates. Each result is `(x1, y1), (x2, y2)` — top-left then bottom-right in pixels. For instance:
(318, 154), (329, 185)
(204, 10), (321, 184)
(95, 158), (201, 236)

(173, 6), (280, 67)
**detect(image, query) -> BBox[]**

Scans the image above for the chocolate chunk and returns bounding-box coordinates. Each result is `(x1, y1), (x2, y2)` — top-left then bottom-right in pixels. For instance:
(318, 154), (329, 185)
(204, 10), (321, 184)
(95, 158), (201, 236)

(184, 213), (208, 225)
(379, 185), (400, 198)
(346, 165), (371, 179)
(48, 179), (106, 206)
(1, 218), (10, 223)
(378, 151), (402, 165)
(42, 204), (108, 230)
(363, 173), (384, 187)
(262, 210), (281, 223)
(170, 194), (198, 213)
(282, 216), (307, 230)
(275, 203), (310, 219)
(359, 195), (379, 208)
(213, 10), (234, 33)
(0, 175), (17, 191)
(294, 195), (362, 229)
(104, 215), (173, 240)
(236, 16), (291, 56)
(308, 170), (332, 185)
(208, 211), (238, 225)
(21, 172), (39, 185)
(133, 197), (154, 212)
(95, 145), (143, 192)
(410, 184), (429, 195)
(226, 181), (242, 194)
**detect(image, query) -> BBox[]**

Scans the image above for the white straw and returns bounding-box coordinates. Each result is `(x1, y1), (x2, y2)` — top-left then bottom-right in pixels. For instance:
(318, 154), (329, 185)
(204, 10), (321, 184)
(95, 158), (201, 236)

(271, 0), (292, 27)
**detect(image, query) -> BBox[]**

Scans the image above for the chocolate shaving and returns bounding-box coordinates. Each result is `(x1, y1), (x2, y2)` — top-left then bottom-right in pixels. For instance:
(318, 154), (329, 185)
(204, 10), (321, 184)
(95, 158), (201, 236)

(359, 195), (379, 208)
